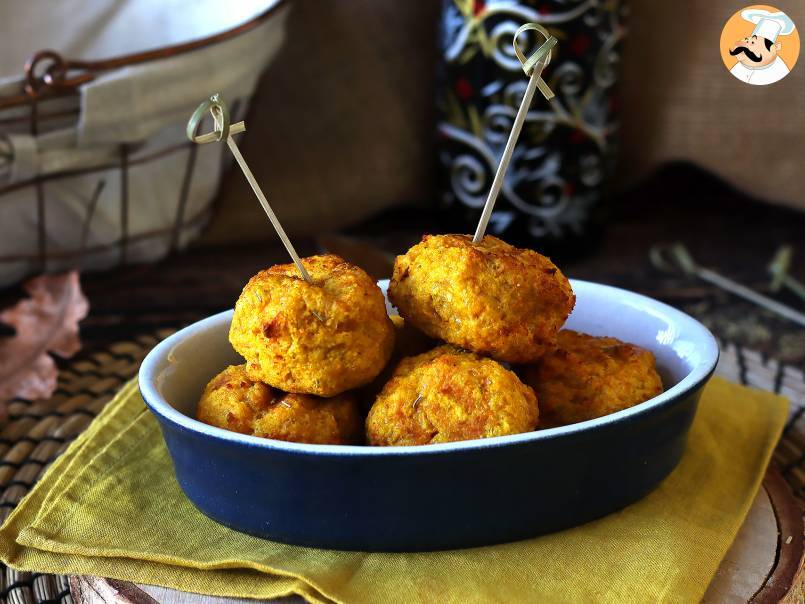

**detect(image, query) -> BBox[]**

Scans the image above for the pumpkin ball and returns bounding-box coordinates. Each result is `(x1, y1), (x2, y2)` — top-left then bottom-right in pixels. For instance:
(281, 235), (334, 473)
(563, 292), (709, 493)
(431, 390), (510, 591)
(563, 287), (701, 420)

(229, 254), (395, 397)
(366, 345), (539, 446)
(522, 330), (664, 427)
(197, 364), (362, 444)
(388, 234), (574, 364)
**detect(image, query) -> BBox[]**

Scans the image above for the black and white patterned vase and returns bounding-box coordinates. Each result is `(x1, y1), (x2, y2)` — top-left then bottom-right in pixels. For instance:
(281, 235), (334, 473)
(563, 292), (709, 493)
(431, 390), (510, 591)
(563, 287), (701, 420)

(436, 0), (627, 258)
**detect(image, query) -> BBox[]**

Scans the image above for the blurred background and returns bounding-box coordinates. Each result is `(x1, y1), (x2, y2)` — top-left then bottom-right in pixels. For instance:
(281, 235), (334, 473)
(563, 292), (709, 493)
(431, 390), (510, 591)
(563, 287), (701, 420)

(0, 0), (803, 365)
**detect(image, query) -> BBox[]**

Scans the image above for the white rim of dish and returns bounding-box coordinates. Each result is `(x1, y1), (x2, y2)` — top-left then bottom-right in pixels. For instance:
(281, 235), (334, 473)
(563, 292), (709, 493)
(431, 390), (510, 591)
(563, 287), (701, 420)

(139, 279), (719, 457)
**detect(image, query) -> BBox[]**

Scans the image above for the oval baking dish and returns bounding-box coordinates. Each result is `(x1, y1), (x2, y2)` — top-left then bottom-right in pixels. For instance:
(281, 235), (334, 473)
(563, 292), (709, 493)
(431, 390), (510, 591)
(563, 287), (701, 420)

(139, 280), (719, 552)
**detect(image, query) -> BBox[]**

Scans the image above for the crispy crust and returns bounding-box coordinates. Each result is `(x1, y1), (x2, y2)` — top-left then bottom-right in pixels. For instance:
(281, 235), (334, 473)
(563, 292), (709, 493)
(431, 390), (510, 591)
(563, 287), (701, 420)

(197, 365), (362, 444)
(229, 254), (395, 397)
(522, 330), (664, 426)
(388, 234), (574, 363)
(366, 345), (539, 446)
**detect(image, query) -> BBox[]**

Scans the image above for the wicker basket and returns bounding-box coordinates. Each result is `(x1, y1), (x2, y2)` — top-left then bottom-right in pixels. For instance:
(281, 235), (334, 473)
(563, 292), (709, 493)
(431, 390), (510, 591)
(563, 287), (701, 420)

(0, 0), (289, 287)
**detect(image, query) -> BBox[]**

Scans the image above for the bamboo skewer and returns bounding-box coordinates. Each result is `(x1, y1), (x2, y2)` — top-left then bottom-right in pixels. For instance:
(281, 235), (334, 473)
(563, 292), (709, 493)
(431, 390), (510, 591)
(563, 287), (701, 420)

(186, 93), (312, 284)
(193, 121), (245, 145)
(769, 245), (805, 300)
(473, 23), (558, 244)
(650, 243), (805, 328)
(223, 139), (311, 283)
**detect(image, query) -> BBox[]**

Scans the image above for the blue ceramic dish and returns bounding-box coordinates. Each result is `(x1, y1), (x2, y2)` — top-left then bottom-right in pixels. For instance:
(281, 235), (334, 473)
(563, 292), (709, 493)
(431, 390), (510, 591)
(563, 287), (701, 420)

(139, 280), (718, 552)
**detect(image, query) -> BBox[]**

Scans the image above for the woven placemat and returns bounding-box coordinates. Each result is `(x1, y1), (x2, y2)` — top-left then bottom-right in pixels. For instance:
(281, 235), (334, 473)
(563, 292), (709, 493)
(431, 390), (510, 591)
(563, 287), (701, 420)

(0, 330), (173, 604)
(0, 332), (801, 604)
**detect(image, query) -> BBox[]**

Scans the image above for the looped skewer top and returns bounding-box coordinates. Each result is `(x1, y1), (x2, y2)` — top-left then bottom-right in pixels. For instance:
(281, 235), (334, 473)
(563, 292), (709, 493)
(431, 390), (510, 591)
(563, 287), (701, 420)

(512, 23), (557, 100)
(186, 93), (245, 145)
(472, 23), (558, 243)
(186, 93), (312, 284)
(648, 243), (698, 276)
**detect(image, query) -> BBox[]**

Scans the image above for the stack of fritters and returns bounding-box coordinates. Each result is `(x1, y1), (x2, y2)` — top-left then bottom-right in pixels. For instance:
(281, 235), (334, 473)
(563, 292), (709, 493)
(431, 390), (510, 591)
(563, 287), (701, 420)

(198, 235), (663, 446)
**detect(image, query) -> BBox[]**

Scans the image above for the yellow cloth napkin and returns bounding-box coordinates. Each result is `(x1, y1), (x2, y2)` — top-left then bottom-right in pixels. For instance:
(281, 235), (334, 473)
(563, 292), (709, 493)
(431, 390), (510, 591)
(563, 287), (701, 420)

(0, 377), (788, 604)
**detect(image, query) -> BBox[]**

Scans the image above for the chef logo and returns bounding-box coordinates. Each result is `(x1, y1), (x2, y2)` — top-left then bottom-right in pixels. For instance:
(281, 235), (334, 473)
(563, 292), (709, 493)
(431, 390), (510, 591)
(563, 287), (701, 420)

(720, 5), (799, 85)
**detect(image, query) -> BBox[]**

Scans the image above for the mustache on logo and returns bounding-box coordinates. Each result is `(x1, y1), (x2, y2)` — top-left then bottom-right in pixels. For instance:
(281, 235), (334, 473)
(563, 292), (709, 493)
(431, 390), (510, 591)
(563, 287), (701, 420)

(730, 46), (763, 62)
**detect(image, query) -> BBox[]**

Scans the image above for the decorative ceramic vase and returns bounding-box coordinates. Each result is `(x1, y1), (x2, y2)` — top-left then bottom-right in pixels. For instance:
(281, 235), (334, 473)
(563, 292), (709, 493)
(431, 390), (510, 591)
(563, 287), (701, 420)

(436, 0), (627, 259)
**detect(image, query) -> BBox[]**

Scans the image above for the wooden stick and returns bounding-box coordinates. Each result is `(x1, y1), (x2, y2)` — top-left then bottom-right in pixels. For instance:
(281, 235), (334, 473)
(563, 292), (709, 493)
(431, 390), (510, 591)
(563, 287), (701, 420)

(187, 95), (312, 283)
(194, 121), (245, 144)
(697, 267), (805, 328)
(651, 243), (805, 328)
(473, 63), (544, 243)
(225, 137), (311, 282)
(473, 24), (557, 244)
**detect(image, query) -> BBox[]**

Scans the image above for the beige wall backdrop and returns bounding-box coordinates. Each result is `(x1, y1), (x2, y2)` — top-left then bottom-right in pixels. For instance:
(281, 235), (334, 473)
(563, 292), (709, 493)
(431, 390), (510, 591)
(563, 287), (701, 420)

(200, 0), (441, 245)
(201, 0), (804, 246)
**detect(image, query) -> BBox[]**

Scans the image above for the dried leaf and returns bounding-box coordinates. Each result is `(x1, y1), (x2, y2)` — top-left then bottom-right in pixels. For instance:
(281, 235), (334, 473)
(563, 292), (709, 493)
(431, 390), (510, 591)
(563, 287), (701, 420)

(0, 271), (89, 406)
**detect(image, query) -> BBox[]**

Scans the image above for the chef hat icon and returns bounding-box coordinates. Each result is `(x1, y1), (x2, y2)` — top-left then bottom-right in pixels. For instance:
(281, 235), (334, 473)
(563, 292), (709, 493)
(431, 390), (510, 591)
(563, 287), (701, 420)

(741, 9), (796, 42)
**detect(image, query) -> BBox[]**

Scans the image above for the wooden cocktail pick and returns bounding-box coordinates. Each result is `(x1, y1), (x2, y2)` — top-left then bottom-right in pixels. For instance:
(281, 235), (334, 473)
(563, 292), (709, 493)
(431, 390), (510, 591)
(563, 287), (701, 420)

(651, 243), (805, 328)
(186, 93), (312, 284)
(768, 245), (805, 300)
(472, 23), (558, 243)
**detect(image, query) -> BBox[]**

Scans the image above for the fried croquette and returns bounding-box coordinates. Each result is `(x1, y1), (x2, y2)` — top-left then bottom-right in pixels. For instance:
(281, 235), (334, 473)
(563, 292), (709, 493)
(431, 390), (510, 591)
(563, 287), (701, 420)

(522, 330), (664, 426)
(229, 254), (395, 397)
(197, 365), (362, 444)
(366, 345), (539, 446)
(388, 234), (574, 364)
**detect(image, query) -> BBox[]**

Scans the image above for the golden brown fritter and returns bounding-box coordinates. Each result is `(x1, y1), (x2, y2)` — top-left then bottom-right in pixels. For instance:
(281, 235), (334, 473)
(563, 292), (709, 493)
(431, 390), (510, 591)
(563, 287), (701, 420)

(197, 365), (362, 445)
(388, 234), (574, 364)
(522, 330), (664, 427)
(366, 345), (539, 446)
(229, 255), (395, 397)
(196, 364), (271, 435)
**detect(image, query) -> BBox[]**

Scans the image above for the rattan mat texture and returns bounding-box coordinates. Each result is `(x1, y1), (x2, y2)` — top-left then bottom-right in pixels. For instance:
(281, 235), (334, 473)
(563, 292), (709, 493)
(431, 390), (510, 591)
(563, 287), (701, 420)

(0, 332), (802, 604)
